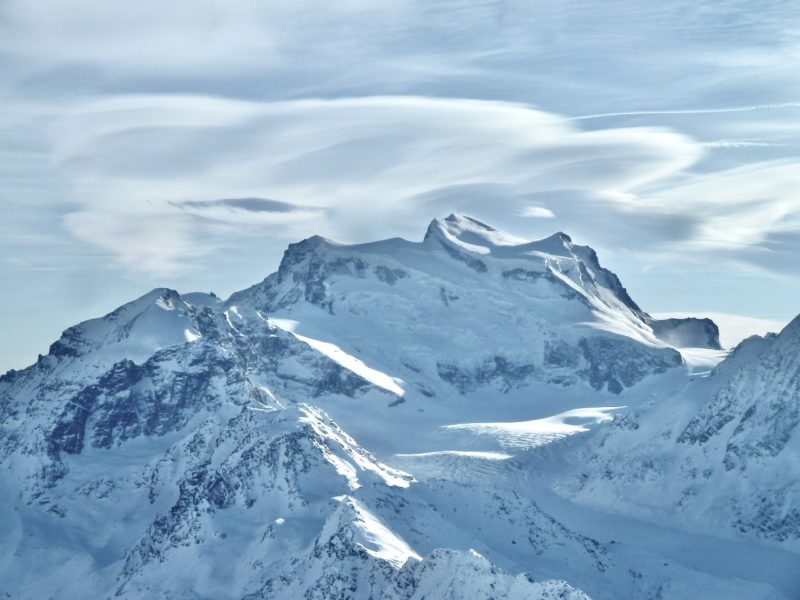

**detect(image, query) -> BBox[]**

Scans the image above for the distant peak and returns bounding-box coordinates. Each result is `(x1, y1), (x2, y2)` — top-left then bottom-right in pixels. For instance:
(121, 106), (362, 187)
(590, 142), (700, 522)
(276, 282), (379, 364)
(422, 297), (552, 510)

(133, 287), (182, 306)
(275, 234), (340, 281)
(425, 214), (578, 250)
(294, 234), (333, 248)
(540, 231), (573, 244)
(527, 231), (574, 255)
(770, 313), (800, 350)
(554, 231), (572, 243)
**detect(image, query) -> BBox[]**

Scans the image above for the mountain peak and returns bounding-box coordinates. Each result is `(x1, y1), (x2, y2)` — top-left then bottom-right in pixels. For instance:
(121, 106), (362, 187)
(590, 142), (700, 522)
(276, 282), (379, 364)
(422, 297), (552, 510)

(44, 286), (202, 366)
(424, 213), (524, 250)
(424, 213), (578, 259)
(526, 231), (575, 257)
(542, 230), (572, 244)
(234, 213), (654, 346)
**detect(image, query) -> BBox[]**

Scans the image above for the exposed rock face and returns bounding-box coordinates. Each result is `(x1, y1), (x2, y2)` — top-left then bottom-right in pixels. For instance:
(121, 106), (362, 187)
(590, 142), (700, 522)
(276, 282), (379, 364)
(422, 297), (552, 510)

(650, 317), (722, 350)
(578, 337), (682, 394)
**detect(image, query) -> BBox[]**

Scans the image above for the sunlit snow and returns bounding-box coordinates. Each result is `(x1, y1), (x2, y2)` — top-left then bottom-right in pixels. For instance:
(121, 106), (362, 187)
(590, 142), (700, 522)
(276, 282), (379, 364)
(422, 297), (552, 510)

(290, 331), (405, 397)
(338, 496), (422, 568)
(444, 407), (623, 449)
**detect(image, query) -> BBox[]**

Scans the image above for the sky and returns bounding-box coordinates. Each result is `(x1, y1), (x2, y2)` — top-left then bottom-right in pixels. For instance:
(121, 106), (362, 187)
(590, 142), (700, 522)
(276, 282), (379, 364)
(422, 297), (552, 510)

(1, 0), (799, 372)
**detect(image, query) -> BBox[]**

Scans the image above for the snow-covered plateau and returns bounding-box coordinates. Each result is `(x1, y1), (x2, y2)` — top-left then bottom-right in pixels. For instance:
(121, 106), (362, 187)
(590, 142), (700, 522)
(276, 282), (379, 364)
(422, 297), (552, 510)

(1, 214), (797, 599)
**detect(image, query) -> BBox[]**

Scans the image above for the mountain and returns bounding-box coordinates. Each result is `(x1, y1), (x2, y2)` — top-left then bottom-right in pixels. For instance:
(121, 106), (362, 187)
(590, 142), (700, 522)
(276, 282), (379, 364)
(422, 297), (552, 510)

(231, 214), (688, 398)
(561, 315), (800, 551)
(0, 285), (614, 599)
(0, 214), (795, 599)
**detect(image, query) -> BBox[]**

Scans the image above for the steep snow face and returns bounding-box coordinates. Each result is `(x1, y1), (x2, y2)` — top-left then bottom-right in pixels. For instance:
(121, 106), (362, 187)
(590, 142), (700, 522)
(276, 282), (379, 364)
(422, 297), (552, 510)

(259, 499), (591, 600)
(290, 331), (406, 397)
(562, 316), (800, 549)
(425, 215), (646, 320)
(332, 496), (421, 567)
(231, 214), (683, 402)
(46, 288), (213, 365)
(298, 404), (413, 489)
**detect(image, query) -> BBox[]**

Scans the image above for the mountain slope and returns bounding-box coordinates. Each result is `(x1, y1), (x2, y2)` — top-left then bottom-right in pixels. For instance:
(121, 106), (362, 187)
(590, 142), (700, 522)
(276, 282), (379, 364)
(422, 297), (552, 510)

(0, 278), (600, 599)
(561, 315), (800, 550)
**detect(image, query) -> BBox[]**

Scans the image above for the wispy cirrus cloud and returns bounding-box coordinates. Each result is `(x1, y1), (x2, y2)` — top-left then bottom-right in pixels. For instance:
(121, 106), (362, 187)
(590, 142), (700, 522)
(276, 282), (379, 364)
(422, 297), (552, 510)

(47, 94), (701, 274)
(567, 102), (800, 122)
(45, 92), (800, 278)
(174, 198), (322, 214)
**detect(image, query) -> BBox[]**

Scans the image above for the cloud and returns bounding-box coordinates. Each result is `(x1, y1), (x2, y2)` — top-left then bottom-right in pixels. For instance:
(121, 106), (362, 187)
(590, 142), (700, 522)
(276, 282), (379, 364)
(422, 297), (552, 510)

(642, 159), (800, 254)
(175, 198), (319, 213)
(567, 101), (800, 122)
(521, 207), (555, 219)
(700, 139), (777, 149)
(45, 94), (702, 273)
(5, 0), (799, 116)
(170, 198), (329, 227)
(44, 93), (800, 277)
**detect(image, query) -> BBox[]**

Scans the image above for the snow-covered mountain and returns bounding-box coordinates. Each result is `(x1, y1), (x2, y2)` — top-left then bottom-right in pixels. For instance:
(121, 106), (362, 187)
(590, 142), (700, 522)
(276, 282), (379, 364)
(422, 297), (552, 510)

(1, 215), (795, 599)
(561, 314), (800, 551)
(232, 214), (689, 397)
